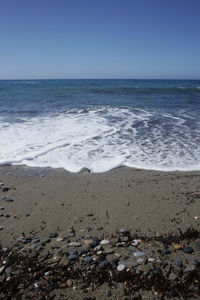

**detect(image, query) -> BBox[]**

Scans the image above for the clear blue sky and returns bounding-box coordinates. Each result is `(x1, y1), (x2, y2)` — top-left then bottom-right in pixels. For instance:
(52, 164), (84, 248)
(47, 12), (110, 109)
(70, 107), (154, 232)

(0, 0), (200, 79)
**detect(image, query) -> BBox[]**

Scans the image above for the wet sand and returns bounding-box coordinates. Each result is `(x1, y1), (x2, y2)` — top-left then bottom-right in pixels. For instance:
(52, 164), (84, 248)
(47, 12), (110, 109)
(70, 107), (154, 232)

(1, 165), (200, 246)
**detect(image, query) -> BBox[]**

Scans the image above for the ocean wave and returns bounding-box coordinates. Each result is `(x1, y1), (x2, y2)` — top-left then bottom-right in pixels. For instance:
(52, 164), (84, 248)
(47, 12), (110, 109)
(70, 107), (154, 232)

(0, 107), (200, 173)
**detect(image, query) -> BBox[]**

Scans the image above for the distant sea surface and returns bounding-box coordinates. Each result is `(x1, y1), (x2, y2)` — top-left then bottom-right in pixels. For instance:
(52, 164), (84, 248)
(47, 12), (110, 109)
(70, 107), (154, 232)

(0, 79), (200, 173)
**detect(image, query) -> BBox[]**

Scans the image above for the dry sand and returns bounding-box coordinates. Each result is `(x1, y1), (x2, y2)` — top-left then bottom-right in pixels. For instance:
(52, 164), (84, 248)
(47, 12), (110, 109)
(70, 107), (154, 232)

(1, 165), (200, 246)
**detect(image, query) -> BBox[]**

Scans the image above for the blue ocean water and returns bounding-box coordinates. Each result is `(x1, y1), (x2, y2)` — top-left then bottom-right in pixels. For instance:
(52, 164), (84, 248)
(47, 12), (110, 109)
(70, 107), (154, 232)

(0, 79), (200, 172)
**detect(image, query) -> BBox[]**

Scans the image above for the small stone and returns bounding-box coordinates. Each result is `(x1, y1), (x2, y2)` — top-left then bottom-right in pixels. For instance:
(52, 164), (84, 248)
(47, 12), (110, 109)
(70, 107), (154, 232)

(25, 213), (30, 217)
(148, 258), (155, 262)
(67, 279), (73, 287)
(56, 237), (63, 242)
(117, 264), (126, 271)
(133, 251), (145, 257)
(2, 197), (14, 202)
(193, 240), (200, 251)
(105, 248), (114, 255)
(162, 248), (171, 255)
(0, 207), (5, 210)
(183, 246), (194, 254)
(154, 267), (162, 274)
(43, 238), (51, 244)
(173, 258), (183, 267)
(86, 212), (93, 217)
(68, 249), (78, 255)
(155, 231), (162, 238)
(69, 254), (78, 261)
(0, 226), (3, 231)
(31, 244), (38, 249)
(99, 260), (109, 268)
(174, 244), (182, 250)
(0, 182), (4, 186)
(2, 247), (8, 252)
(31, 238), (40, 244)
(48, 232), (58, 238)
(101, 239), (110, 245)
(69, 242), (82, 247)
(120, 228), (129, 235)
(29, 251), (38, 258)
(84, 256), (93, 263)
(83, 239), (94, 245)
(4, 214), (10, 218)
(183, 265), (196, 272)
(0, 214), (3, 217)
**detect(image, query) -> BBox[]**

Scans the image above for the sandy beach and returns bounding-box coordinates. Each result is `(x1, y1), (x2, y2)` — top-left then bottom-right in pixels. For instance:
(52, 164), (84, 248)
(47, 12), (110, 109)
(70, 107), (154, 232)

(1, 166), (200, 299)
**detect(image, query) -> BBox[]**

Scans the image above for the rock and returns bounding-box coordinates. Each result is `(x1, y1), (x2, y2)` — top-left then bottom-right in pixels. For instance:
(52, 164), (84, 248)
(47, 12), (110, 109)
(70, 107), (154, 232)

(0, 207), (4, 210)
(192, 258), (200, 265)
(0, 182), (3, 186)
(69, 254), (78, 261)
(2, 197), (14, 202)
(118, 260), (137, 268)
(29, 251), (38, 258)
(148, 258), (155, 262)
(183, 246), (194, 254)
(86, 212), (93, 217)
(120, 228), (129, 235)
(69, 242), (82, 247)
(99, 260), (109, 268)
(155, 231), (162, 238)
(48, 232), (58, 238)
(31, 238), (40, 244)
(56, 237), (63, 242)
(153, 267), (162, 274)
(133, 251), (145, 257)
(117, 264), (126, 271)
(173, 258), (183, 267)
(25, 213), (30, 217)
(162, 248), (171, 255)
(105, 248), (114, 255)
(4, 214), (10, 218)
(0, 214), (3, 217)
(183, 265), (196, 272)
(101, 239), (110, 245)
(84, 256), (93, 263)
(138, 264), (152, 273)
(0, 226), (3, 231)
(174, 244), (182, 250)
(67, 279), (73, 287)
(68, 249), (78, 255)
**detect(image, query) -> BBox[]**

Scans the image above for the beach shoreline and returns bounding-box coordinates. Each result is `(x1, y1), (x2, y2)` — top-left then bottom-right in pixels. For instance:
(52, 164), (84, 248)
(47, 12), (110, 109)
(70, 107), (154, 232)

(1, 165), (200, 299)
(1, 165), (200, 245)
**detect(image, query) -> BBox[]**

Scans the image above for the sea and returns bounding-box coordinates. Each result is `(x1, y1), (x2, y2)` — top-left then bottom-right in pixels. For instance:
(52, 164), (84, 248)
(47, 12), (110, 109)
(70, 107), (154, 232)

(0, 79), (200, 173)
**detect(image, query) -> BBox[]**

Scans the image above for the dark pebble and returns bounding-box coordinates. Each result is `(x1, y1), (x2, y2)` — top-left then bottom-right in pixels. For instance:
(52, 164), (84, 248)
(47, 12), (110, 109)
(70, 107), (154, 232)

(0, 214), (3, 217)
(43, 238), (51, 244)
(183, 246), (194, 254)
(84, 256), (93, 263)
(68, 249), (78, 255)
(69, 254), (78, 261)
(48, 232), (58, 238)
(2, 197), (14, 202)
(4, 214), (10, 218)
(99, 260), (109, 268)
(31, 238), (40, 244)
(120, 228), (129, 235)
(0, 207), (5, 210)
(86, 212), (93, 217)
(25, 213), (30, 217)
(173, 258), (183, 267)
(106, 288), (112, 297)
(162, 248), (170, 255)
(0, 226), (3, 231)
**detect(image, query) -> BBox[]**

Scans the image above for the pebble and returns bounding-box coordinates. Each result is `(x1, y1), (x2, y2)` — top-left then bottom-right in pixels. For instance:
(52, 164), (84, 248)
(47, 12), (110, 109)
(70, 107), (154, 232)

(0, 214), (3, 217)
(68, 249), (78, 255)
(69, 242), (82, 247)
(133, 251), (145, 257)
(173, 258), (183, 267)
(25, 213), (30, 217)
(99, 260), (109, 268)
(69, 254), (78, 261)
(101, 239), (110, 245)
(117, 264), (126, 271)
(84, 256), (93, 263)
(162, 248), (171, 255)
(0, 182), (4, 186)
(31, 238), (40, 244)
(86, 212), (93, 217)
(183, 246), (194, 254)
(0, 226), (3, 231)
(4, 214), (10, 218)
(56, 237), (63, 242)
(0, 207), (5, 210)
(174, 244), (182, 250)
(67, 279), (73, 287)
(148, 258), (155, 262)
(120, 228), (129, 235)
(48, 232), (58, 238)
(105, 248), (114, 255)
(2, 197), (14, 202)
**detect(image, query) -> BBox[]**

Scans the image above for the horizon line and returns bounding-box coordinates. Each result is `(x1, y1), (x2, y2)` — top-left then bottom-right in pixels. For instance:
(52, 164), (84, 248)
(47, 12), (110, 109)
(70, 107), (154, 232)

(0, 78), (200, 81)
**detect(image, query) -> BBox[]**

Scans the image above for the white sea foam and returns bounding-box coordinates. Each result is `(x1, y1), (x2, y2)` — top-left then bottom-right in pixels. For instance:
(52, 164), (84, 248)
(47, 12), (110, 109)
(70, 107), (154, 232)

(0, 107), (200, 172)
